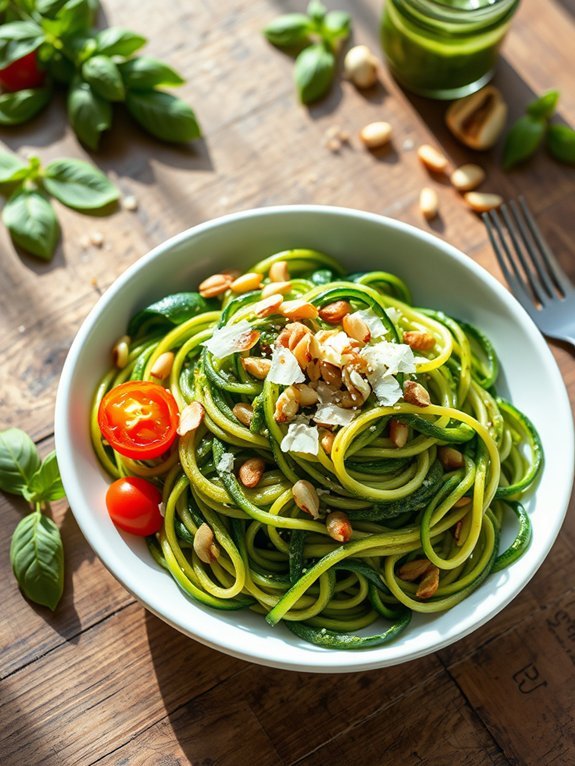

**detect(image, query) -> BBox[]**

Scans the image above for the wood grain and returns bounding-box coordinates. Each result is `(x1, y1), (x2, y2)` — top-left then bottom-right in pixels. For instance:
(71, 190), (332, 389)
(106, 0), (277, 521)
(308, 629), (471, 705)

(1, 0), (574, 764)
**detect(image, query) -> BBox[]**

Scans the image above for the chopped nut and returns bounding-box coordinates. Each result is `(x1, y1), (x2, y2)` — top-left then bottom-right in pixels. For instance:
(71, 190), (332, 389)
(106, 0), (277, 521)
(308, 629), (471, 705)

(230, 272), (264, 293)
(150, 351), (174, 380)
(292, 479), (320, 519)
(320, 361), (343, 388)
(261, 281), (292, 298)
(241, 356), (272, 380)
(112, 335), (130, 369)
(193, 523), (219, 564)
(319, 429), (336, 455)
(122, 195), (138, 211)
(326, 137), (342, 153)
(464, 192), (503, 213)
(342, 313), (371, 344)
(417, 144), (449, 174)
(419, 187), (439, 221)
(269, 261), (290, 282)
(177, 401), (205, 435)
(199, 273), (233, 298)
(343, 367), (371, 404)
(319, 300), (352, 324)
(90, 230), (104, 248)
(389, 418), (408, 448)
(238, 457), (266, 488)
(307, 358), (321, 382)
(343, 45), (379, 89)
(280, 300), (319, 320)
(416, 565), (440, 599)
(274, 385), (300, 422)
(359, 121), (392, 149)
(403, 330), (435, 351)
(398, 558), (432, 581)
(277, 321), (311, 350)
(294, 383), (319, 407)
(446, 85), (507, 150)
(438, 446), (465, 470)
(403, 380), (431, 407)
(291, 333), (313, 369)
(253, 294), (283, 317)
(235, 329), (261, 353)
(232, 402), (253, 427)
(326, 511), (352, 542)
(450, 164), (486, 192)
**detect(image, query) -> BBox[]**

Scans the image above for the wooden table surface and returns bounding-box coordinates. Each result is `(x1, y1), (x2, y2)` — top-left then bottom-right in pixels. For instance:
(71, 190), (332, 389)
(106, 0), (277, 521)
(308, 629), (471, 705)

(1, 1), (575, 764)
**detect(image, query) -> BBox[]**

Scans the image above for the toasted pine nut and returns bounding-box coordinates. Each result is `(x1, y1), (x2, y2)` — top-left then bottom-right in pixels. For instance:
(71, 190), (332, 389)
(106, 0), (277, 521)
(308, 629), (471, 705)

(235, 329), (260, 353)
(398, 558), (432, 581)
(419, 187), (439, 220)
(238, 457), (266, 488)
(326, 511), (352, 543)
(253, 294), (283, 317)
(277, 321), (310, 350)
(446, 86), (507, 150)
(359, 121), (392, 149)
(307, 358), (321, 382)
(269, 261), (290, 282)
(343, 313), (371, 344)
(438, 446), (465, 470)
(112, 335), (130, 369)
(281, 300), (319, 321)
(403, 330), (435, 351)
(416, 565), (440, 599)
(319, 429), (336, 455)
(389, 418), (408, 448)
(150, 351), (174, 380)
(199, 273), (233, 298)
(417, 144), (448, 173)
(291, 333), (312, 369)
(403, 380), (430, 407)
(464, 192), (503, 213)
(177, 401), (205, 435)
(262, 281), (292, 298)
(274, 385), (300, 422)
(230, 272), (264, 293)
(450, 164), (485, 192)
(194, 523), (219, 564)
(292, 479), (320, 519)
(295, 383), (319, 407)
(232, 402), (253, 427)
(344, 45), (378, 89)
(320, 361), (342, 387)
(241, 356), (272, 380)
(319, 300), (352, 324)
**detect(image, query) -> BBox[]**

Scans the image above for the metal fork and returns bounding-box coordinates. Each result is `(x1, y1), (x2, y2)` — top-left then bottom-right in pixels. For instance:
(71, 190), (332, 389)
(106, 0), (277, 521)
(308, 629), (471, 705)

(483, 197), (575, 349)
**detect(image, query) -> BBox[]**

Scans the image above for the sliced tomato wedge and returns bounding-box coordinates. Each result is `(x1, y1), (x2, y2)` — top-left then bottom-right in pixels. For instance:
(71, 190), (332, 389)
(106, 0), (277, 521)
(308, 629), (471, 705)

(98, 381), (179, 460)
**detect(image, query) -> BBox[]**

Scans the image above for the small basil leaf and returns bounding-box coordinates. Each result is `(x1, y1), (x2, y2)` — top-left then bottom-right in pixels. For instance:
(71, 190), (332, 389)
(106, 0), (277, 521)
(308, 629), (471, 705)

(127, 292), (211, 337)
(0, 87), (51, 126)
(22, 452), (66, 503)
(125, 90), (201, 143)
(56, 0), (92, 34)
(36, 0), (69, 15)
(321, 11), (351, 48)
(68, 80), (112, 150)
(10, 511), (64, 610)
(0, 21), (45, 68)
(118, 57), (185, 90)
(263, 14), (312, 49)
(43, 158), (119, 210)
(0, 428), (41, 496)
(547, 124), (575, 165)
(96, 27), (147, 57)
(3, 189), (60, 260)
(502, 115), (546, 169)
(45, 52), (76, 83)
(0, 152), (30, 184)
(307, 0), (327, 24)
(526, 90), (559, 121)
(82, 55), (125, 102)
(65, 33), (98, 65)
(294, 43), (335, 104)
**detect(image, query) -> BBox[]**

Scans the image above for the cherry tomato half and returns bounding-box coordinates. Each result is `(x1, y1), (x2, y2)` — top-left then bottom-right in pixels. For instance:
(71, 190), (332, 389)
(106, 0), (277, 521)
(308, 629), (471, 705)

(106, 477), (163, 536)
(0, 52), (46, 92)
(98, 381), (179, 460)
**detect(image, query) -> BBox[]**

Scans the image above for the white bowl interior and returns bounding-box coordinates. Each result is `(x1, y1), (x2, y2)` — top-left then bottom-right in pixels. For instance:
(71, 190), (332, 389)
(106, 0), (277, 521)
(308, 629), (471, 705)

(55, 206), (574, 672)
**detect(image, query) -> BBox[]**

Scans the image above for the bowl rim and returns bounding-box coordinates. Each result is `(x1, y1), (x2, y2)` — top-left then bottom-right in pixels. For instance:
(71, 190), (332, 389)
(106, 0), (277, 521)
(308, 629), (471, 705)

(55, 204), (575, 672)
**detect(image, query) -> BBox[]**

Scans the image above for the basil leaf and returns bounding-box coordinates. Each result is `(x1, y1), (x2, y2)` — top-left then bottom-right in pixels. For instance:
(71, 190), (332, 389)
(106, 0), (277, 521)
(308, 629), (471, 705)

(547, 124), (575, 165)
(46, 51), (76, 83)
(38, 0), (91, 34)
(0, 87), (51, 126)
(118, 57), (185, 90)
(502, 115), (546, 169)
(0, 21), (45, 68)
(82, 55), (125, 101)
(68, 80), (112, 150)
(0, 428), (41, 496)
(294, 43), (335, 104)
(322, 11), (351, 48)
(263, 14), (312, 49)
(10, 511), (64, 611)
(0, 152), (30, 184)
(43, 158), (119, 210)
(526, 90), (559, 121)
(96, 27), (147, 57)
(3, 189), (60, 260)
(125, 90), (201, 143)
(22, 452), (66, 503)
(307, 0), (327, 24)
(127, 292), (211, 336)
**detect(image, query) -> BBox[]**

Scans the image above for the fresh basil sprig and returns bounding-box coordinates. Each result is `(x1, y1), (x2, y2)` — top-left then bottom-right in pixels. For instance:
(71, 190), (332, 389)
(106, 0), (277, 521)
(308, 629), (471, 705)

(0, 148), (119, 259)
(0, 0), (201, 148)
(503, 90), (574, 169)
(1, 428), (66, 611)
(263, 0), (351, 104)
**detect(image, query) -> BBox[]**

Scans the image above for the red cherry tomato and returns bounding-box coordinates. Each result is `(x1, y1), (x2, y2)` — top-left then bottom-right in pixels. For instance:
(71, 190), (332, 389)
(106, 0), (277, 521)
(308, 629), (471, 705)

(0, 52), (46, 92)
(98, 381), (179, 460)
(106, 477), (163, 536)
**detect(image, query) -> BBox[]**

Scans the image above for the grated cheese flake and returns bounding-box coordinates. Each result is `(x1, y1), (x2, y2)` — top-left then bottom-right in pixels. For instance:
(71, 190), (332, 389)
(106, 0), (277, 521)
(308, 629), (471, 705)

(203, 320), (255, 359)
(318, 331), (352, 366)
(370, 372), (402, 406)
(280, 423), (319, 455)
(360, 341), (416, 376)
(352, 309), (387, 339)
(314, 403), (356, 426)
(268, 346), (305, 385)
(216, 452), (235, 473)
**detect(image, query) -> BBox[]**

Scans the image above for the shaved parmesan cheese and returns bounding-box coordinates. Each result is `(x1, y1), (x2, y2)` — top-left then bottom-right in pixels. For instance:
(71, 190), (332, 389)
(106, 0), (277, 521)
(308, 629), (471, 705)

(280, 423), (319, 455)
(216, 452), (235, 473)
(360, 341), (416, 376)
(370, 372), (402, 406)
(318, 331), (352, 366)
(385, 307), (401, 325)
(352, 309), (387, 339)
(203, 320), (255, 359)
(315, 381), (337, 404)
(314, 403), (356, 427)
(268, 346), (305, 385)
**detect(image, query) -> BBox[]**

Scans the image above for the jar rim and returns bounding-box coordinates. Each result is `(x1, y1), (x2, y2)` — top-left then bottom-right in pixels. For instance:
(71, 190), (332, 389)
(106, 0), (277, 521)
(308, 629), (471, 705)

(395, 0), (519, 27)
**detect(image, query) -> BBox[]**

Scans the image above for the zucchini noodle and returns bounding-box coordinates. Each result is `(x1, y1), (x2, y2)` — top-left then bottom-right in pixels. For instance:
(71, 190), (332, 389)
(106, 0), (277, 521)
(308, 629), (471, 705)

(92, 249), (543, 650)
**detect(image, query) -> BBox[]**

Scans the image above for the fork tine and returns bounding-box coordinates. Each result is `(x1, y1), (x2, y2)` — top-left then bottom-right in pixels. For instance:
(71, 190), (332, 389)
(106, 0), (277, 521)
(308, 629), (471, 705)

(509, 199), (555, 299)
(499, 203), (547, 305)
(518, 196), (573, 295)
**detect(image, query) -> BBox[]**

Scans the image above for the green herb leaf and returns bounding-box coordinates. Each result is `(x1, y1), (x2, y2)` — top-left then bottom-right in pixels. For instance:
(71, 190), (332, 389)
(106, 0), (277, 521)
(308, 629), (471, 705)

(0, 21), (45, 68)
(125, 90), (201, 143)
(96, 27), (147, 57)
(10, 511), (64, 610)
(0, 87), (51, 126)
(39, 0), (92, 35)
(64, 33), (98, 65)
(82, 55), (125, 102)
(43, 158), (119, 210)
(502, 115), (546, 169)
(127, 292), (212, 336)
(67, 80), (112, 150)
(307, 0), (327, 24)
(526, 90), (559, 121)
(118, 57), (185, 90)
(294, 43), (335, 104)
(3, 189), (60, 260)
(263, 14), (312, 49)
(0, 428), (41, 496)
(0, 152), (30, 184)
(321, 10), (351, 49)
(547, 124), (575, 165)
(45, 51), (76, 83)
(22, 452), (66, 503)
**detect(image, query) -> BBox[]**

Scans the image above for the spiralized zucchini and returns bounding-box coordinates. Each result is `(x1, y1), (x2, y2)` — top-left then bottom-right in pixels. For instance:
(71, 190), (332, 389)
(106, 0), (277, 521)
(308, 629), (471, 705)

(92, 249), (543, 650)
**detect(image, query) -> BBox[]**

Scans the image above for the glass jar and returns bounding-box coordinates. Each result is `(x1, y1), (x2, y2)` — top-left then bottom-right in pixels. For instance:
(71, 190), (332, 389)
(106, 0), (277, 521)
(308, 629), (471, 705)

(381, 0), (520, 100)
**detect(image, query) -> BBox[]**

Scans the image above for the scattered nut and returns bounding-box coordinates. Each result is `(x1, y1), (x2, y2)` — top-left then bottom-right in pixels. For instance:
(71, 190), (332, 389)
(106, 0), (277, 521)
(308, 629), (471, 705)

(269, 261), (290, 282)
(419, 187), (439, 221)
(389, 418), (409, 448)
(403, 330), (435, 351)
(398, 558), (432, 581)
(262, 281), (292, 298)
(122, 195), (138, 211)
(320, 361), (343, 388)
(446, 85), (507, 150)
(403, 380), (431, 407)
(464, 192), (503, 213)
(230, 272), (264, 293)
(150, 351), (174, 380)
(274, 385), (300, 422)
(292, 480), (320, 519)
(238, 457), (266, 488)
(294, 383), (319, 407)
(319, 429), (336, 455)
(319, 300), (351, 324)
(253, 294), (283, 317)
(359, 121), (392, 149)
(193, 523), (219, 564)
(438, 446), (465, 470)
(416, 565), (440, 599)
(342, 313), (371, 344)
(280, 299), (319, 320)
(199, 273), (233, 298)
(326, 511), (353, 543)
(177, 401), (205, 435)
(450, 163), (486, 192)
(417, 144), (449, 174)
(90, 230), (104, 248)
(112, 335), (130, 369)
(232, 402), (254, 427)
(343, 44), (379, 89)
(241, 356), (272, 380)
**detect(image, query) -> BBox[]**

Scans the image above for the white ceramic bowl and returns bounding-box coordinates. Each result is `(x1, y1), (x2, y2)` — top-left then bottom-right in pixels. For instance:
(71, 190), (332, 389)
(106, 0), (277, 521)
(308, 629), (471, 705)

(55, 206), (574, 673)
